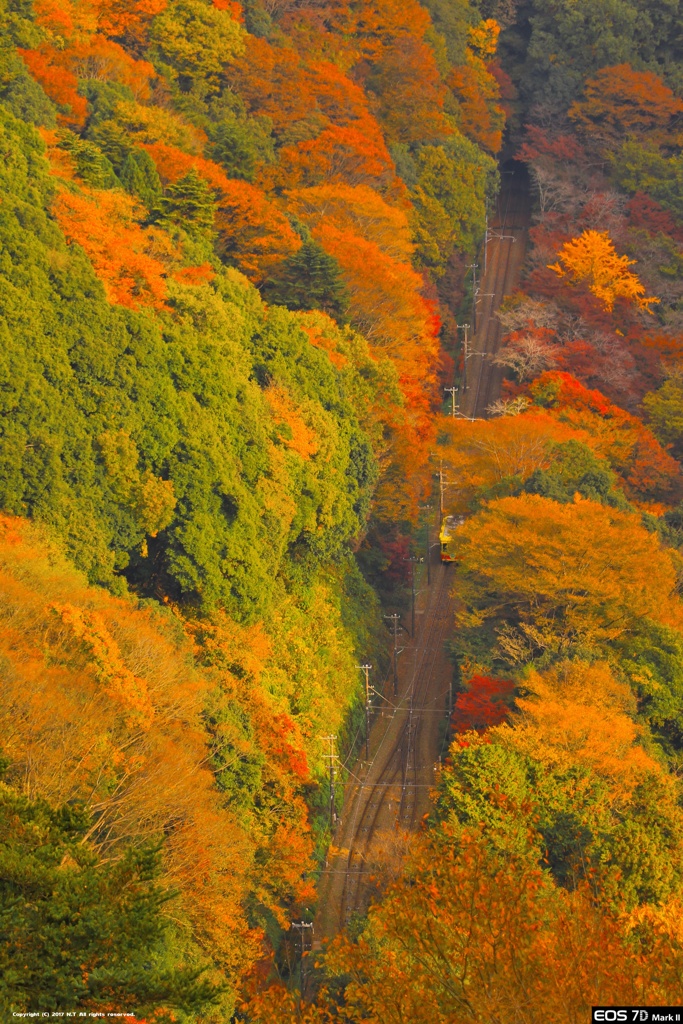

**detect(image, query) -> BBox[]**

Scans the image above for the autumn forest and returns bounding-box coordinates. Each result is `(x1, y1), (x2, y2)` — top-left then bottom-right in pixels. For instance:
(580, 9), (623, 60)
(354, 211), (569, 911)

(3, 0), (683, 1019)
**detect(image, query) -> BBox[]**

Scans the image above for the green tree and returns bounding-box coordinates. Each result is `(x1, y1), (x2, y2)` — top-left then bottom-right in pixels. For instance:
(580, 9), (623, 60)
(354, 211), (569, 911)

(262, 239), (350, 323)
(56, 131), (120, 190)
(119, 148), (163, 208)
(435, 731), (683, 907)
(158, 167), (217, 231)
(0, 55), (55, 127)
(643, 372), (683, 457)
(524, 439), (629, 508)
(0, 783), (219, 1018)
(502, 0), (683, 115)
(611, 141), (683, 220)
(0, 106), (378, 617)
(208, 112), (275, 182)
(420, 0), (482, 65)
(0, 0), (55, 127)
(148, 0), (246, 93)
(81, 80), (135, 132)
(86, 113), (163, 208)
(411, 135), (498, 273)
(613, 619), (683, 756)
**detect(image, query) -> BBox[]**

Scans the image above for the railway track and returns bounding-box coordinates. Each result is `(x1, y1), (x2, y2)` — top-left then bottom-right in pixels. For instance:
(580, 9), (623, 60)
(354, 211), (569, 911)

(313, 164), (530, 946)
(314, 549), (455, 942)
(461, 161), (531, 419)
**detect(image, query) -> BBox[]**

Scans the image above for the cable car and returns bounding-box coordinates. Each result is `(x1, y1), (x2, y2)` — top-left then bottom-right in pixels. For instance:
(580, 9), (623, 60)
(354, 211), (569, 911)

(439, 515), (466, 562)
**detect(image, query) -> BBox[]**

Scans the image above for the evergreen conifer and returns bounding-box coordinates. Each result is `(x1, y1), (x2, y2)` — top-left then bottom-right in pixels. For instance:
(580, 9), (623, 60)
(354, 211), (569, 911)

(264, 239), (350, 322)
(159, 168), (217, 231)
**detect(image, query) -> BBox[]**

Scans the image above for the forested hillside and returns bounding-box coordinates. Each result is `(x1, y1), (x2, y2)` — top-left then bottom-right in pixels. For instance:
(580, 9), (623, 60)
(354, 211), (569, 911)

(0, 0), (505, 1018)
(6, 0), (683, 1019)
(244, 1), (683, 1022)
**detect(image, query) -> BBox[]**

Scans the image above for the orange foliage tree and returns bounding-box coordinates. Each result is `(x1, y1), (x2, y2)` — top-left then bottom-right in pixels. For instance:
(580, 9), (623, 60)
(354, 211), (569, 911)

(313, 223), (434, 353)
(434, 409), (587, 513)
(0, 515), (264, 991)
(569, 64), (683, 148)
(284, 183), (413, 261)
(327, 0), (435, 60)
(18, 45), (88, 125)
(327, 828), (683, 1022)
(142, 141), (301, 281)
(322, 0), (453, 146)
(32, 0), (99, 39)
(19, 0), (156, 122)
(307, 220), (441, 518)
(226, 34), (317, 132)
(261, 123), (397, 192)
(498, 660), (661, 801)
(0, 512), (336, 1004)
(93, 0), (169, 43)
(53, 187), (174, 309)
(214, 178), (302, 282)
(265, 384), (320, 460)
(248, 825), (683, 1022)
(363, 35), (452, 146)
(448, 20), (505, 154)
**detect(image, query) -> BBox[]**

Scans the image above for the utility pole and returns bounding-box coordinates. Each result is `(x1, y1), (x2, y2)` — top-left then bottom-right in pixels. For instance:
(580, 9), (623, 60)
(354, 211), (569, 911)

(484, 213), (488, 276)
(291, 920), (314, 952)
(321, 735), (337, 829)
(403, 556), (424, 637)
(419, 504), (433, 585)
(359, 663), (372, 760)
(457, 324), (470, 394)
(467, 264), (478, 333)
(438, 458), (446, 516)
(291, 920), (314, 995)
(384, 613), (401, 696)
(444, 386), (457, 417)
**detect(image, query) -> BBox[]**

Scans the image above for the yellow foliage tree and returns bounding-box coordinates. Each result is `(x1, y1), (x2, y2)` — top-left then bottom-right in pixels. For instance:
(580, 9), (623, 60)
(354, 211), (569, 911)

(495, 660), (660, 800)
(265, 384), (320, 460)
(435, 410), (591, 513)
(454, 494), (683, 660)
(548, 229), (659, 312)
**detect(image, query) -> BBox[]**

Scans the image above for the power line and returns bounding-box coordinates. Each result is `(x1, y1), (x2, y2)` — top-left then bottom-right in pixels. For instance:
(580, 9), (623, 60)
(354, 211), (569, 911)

(383, 613), (403, 696)
(358, 663), (372, 761)
(403, 555), (424, 637)
(321, 734), (337, 829)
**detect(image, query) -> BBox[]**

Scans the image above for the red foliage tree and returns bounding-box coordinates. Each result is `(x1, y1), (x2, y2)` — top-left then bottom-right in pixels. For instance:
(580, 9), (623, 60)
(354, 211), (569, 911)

(627, 192), (683, 243)
(452, 675), (514, 733)
(529, 371), (681, 503)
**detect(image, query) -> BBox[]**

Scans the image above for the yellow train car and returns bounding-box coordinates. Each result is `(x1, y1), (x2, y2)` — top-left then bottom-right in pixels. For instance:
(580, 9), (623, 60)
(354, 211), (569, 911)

(439, 515), (466, 562)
